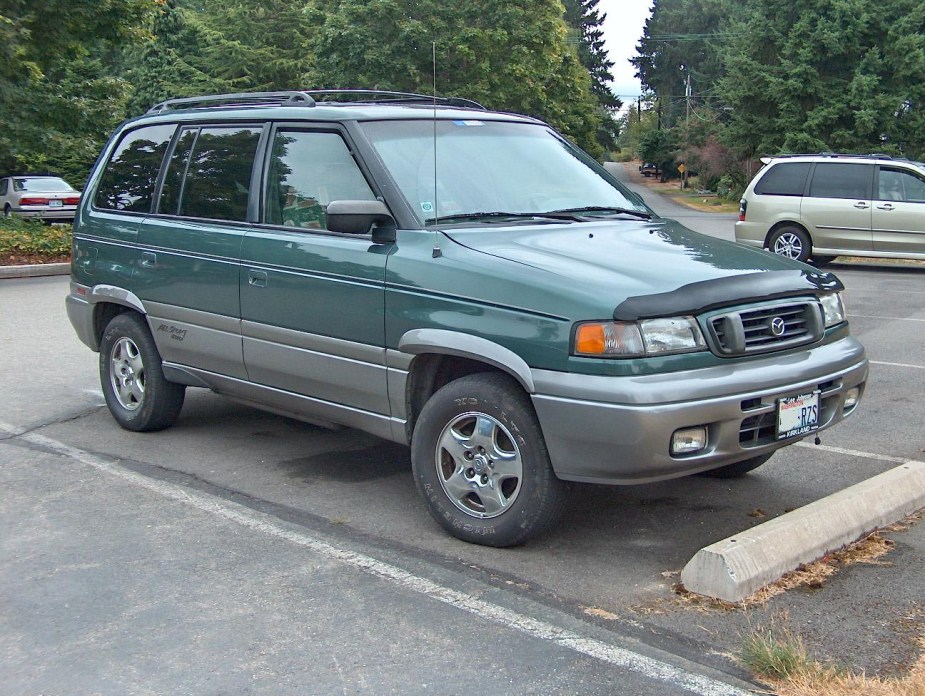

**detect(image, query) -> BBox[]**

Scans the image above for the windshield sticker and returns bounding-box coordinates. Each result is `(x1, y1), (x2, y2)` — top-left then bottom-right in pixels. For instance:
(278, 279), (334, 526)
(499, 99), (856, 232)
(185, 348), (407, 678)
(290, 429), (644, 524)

(420, 201), (434, 213)
(453, 120), (485, 127)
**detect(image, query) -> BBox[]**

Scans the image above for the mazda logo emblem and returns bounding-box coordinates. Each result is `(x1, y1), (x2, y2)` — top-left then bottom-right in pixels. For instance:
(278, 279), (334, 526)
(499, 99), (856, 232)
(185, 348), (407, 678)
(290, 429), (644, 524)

(770, 317), (786, 336)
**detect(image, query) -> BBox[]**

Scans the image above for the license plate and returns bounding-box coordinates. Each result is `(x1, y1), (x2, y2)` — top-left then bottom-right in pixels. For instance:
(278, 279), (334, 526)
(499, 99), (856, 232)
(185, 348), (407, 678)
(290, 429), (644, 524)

(49, 200), (63, 207)
(777, 391), (820, 439)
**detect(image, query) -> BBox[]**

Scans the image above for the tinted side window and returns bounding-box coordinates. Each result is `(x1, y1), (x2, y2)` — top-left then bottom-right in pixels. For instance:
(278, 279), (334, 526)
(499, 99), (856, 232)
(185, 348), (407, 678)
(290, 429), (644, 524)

(877, 168), (925, 203)
(0, 179), (7, 195)
(264, 130), (376, 229)
(808, 163), (871, 200)
(162, 126), (261, 222)
(158, 128), (197, 216)
(754, 162), (811, 196)
(94, 124), (176, 212)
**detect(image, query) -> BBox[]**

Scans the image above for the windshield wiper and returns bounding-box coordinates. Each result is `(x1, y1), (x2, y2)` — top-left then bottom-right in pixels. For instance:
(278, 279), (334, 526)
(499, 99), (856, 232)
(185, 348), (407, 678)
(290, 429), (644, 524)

(425, 211), (583, 224)
(544, 206), (653, 220)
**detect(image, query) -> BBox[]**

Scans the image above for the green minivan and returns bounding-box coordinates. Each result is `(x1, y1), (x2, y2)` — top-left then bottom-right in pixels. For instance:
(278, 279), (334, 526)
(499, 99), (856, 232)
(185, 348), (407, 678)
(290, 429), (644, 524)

(67, 91), (868, 546)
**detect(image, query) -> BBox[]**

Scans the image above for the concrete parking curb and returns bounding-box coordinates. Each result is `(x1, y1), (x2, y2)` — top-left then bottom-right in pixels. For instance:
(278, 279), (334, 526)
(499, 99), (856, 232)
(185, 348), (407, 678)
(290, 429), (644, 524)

(0, 263), (69, 279)
(680, 461), (925, 602)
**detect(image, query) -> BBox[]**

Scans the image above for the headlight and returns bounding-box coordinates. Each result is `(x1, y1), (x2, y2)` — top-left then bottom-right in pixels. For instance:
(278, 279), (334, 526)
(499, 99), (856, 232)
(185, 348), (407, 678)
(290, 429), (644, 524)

(574, 317), (706, 357)
(819, 292), (846, 327)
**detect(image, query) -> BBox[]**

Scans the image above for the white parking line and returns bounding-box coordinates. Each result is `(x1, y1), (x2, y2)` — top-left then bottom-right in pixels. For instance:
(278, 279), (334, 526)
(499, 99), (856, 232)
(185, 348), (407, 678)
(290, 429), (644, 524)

(795, 440), (923, 465)
(870, 360), (925, 370)
(0, 421), (751, 696)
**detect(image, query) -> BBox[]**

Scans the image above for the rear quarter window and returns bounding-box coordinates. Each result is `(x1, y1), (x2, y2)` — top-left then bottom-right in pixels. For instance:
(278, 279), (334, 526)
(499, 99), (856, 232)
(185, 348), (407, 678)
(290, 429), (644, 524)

(94, 124), (176, 212)
(753, 162), (811, 196)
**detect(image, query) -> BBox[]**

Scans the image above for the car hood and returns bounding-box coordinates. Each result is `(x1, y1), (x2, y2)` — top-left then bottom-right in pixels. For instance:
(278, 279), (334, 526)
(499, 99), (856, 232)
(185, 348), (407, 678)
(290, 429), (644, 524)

(442, 218), (842, 319)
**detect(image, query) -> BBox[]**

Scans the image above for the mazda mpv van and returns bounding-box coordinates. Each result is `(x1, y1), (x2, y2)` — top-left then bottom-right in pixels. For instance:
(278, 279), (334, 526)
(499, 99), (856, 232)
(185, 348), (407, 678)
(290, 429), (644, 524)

(67, 90), (868, 546)
(736, 153), (925, 264)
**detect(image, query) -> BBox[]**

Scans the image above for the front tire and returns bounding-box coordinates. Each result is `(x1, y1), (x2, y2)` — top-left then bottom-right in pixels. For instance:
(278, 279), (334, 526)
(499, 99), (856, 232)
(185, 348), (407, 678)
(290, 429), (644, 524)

(99, 312), (185, 432)
(769, 226), (811, 263)
(411, 373), (570, 547)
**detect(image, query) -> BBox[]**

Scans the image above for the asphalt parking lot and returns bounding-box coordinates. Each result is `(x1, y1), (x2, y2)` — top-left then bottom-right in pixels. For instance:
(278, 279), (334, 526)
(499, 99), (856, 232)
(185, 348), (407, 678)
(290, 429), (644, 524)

(1, 179), (922, 692)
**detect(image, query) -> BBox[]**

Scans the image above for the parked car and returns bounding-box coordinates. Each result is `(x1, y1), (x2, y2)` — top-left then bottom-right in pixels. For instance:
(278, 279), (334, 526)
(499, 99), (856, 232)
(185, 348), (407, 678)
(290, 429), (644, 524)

(66, 90), (868, 547)
(639, 162), (658, 177)
(735, 153), (925, 263)
(0, 175), (81, 222)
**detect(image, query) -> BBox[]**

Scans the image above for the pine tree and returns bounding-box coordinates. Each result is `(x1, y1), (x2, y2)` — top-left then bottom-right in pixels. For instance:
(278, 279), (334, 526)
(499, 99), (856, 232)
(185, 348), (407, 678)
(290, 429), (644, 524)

(563, 0), (621, 152)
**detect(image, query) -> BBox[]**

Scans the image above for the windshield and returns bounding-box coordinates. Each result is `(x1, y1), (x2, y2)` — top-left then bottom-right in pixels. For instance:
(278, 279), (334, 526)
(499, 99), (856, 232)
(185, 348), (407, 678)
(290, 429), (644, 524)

(14, 177), (74, 192)
(359, 119), (647, 225)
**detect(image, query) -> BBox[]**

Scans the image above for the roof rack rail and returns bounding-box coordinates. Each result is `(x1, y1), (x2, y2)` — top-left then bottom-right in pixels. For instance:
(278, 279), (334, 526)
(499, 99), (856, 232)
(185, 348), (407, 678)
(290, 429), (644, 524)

(765, 152), (897, 161)
(146, 89), (486, 114)
(147, 91), (317, 114)
(301, 89), (486, 109)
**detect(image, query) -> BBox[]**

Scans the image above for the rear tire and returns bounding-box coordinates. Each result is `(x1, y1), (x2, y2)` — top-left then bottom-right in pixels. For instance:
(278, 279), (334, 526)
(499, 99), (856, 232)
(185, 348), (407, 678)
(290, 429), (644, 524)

(698, 453), (773, 479)
(769, 226), (811, 263)
(100, 312), (185, 432)
(411, 373), (570, 547)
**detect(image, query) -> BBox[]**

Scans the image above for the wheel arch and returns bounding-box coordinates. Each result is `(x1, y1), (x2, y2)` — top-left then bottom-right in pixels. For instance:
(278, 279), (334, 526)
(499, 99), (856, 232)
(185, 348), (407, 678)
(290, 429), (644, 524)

(398, 329), (535, 443)
(764, 220), (810, 249)
(87, 286), (147, 351)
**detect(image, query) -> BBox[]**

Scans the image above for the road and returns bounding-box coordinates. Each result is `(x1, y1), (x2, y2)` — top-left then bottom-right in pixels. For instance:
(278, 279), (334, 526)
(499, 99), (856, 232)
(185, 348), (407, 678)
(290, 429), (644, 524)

(1, 180), (923, 691)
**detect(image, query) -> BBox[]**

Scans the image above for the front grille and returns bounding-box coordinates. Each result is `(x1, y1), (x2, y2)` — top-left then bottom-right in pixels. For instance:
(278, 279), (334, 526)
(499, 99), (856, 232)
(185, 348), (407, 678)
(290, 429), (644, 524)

(708, 300), (823, 356)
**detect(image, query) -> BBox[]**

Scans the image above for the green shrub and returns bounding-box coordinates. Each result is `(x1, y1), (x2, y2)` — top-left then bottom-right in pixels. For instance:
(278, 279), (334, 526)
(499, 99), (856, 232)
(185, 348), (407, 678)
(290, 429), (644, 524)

(716, 174), (746, 202)
(0, 217), (73, 258)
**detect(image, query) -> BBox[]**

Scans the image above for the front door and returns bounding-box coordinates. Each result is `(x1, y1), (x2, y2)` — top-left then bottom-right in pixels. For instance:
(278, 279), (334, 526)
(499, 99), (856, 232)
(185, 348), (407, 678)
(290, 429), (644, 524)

(240, 126), (392, 428)
(872, 166), (925, 257)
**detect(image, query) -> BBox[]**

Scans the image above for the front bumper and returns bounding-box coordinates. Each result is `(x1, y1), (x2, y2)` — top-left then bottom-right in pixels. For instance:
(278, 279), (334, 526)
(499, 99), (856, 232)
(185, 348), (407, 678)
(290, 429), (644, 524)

(531, 336), (867, 484)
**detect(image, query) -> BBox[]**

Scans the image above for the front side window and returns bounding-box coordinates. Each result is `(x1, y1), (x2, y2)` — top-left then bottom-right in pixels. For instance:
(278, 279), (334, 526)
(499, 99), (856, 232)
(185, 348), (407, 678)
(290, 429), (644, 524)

(94, 124), (175, 212)
(360, 119), (645, 225)
(877, 168), (925, 203)
(158, 126), (261, 221)
(808, 163), (871, 200)
(264, 130), (376, 229)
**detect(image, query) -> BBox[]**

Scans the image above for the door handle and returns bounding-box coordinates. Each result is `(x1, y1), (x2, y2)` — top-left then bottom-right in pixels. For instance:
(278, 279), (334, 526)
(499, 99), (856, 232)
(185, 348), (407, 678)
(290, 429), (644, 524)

(140, 251), (156, 268)
(248, 270), (268, 288)
(876, 203), (895, 211)
(853, 201), (870, 209)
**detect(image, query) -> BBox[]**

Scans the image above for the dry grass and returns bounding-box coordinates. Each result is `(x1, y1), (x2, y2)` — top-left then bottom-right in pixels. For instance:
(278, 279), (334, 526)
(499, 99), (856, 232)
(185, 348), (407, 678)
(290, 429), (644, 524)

(745, 632), (925, 696)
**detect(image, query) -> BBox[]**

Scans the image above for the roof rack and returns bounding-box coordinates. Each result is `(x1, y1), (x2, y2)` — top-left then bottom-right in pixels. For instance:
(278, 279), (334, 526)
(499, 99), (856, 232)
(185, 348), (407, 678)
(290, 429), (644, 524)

(302, 89), (485, 109)
(147, 91), (317, 114)
(146, 89), (486, 114)
(765, 152), (897, 161)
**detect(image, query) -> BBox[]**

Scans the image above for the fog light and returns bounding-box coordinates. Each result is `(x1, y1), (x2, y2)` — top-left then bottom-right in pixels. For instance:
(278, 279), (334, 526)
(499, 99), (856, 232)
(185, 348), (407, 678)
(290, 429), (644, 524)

(672, 426), (708, 455)
(844, 387), (860, 410)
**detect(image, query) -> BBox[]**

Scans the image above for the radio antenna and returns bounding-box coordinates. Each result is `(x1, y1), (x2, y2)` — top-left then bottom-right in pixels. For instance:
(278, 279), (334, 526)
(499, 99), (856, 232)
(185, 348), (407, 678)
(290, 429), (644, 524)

(431, 40), (442, 257)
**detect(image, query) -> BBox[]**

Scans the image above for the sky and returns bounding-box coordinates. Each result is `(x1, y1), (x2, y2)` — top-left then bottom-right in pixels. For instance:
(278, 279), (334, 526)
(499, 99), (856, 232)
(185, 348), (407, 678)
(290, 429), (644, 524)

(600, 0), (653, 102)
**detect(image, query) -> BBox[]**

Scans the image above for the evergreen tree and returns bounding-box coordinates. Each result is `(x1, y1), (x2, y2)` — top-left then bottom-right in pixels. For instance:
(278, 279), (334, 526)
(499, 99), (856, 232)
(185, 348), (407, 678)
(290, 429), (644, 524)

(563, 0), (621, 152)
(716, 0), (925, 158)
(0, 0), (156, 183)
(307, 0), (606, 158)
(631, 0), (731, 127)
(124, 0), (224, 116)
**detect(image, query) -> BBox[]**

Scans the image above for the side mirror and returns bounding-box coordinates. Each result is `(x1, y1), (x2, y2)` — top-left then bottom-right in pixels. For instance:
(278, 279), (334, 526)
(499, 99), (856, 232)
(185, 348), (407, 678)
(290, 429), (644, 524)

(326, 200), (396, 242)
